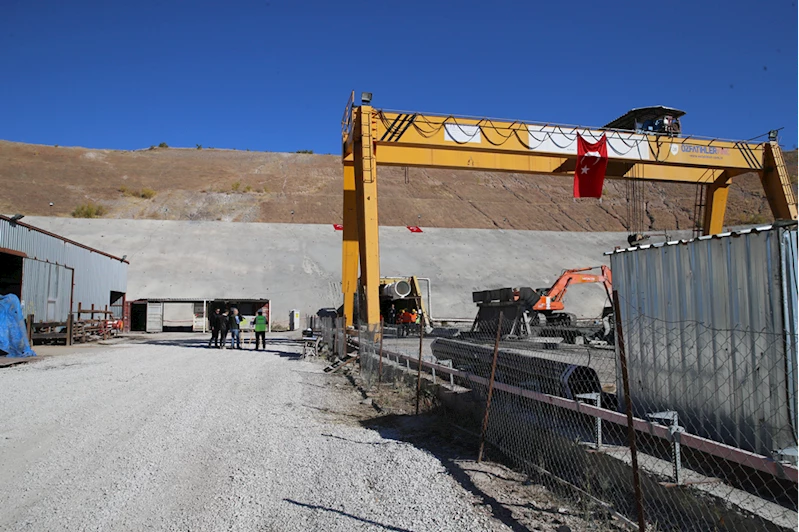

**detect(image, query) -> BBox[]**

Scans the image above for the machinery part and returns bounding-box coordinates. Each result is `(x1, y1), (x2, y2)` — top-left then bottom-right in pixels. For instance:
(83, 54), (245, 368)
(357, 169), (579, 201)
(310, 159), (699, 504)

(431, 338), (601, 400)
(470, 268), (613, 344)
(379, 276), (432, 329)
(470, 301), (527, 337)
(542, 312), (576, 327)
(381, 280), (412, 300)
(531, 266), (612, 314)
(472, 287), (515, 303)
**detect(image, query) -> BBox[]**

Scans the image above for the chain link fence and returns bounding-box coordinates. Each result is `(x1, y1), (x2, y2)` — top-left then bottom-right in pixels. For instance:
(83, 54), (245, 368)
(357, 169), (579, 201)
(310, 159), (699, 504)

(355, 299), (798, 531)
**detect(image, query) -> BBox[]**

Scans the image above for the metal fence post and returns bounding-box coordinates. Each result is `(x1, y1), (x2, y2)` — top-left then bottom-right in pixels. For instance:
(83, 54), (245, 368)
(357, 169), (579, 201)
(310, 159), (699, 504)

(378, 320), (384, 385)
(613, 290), (646, 532)
(66, 313), (73, 346)
(478, 312), (503, 463)
(647, 411), (684, 485)
(577, 392), (602, 450)
(415, 316), (425, 415)
(26, 314), (34, 344)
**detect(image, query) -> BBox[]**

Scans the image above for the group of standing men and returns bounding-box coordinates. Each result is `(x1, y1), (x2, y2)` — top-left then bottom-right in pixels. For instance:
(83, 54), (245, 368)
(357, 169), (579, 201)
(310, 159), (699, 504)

(208, 307), (269, 350)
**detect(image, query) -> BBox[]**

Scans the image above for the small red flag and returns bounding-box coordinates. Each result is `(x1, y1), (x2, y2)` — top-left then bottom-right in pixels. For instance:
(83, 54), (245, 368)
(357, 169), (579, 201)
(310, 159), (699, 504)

(573, 134), (608, 198)
(407, 226), (423, 233)
(333, 224), (343, 231)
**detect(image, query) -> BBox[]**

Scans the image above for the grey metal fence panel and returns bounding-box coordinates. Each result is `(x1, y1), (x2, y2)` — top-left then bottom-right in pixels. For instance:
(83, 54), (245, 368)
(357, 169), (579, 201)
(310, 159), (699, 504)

(610, 225), (796, 456)
(781, 226), (798, 440)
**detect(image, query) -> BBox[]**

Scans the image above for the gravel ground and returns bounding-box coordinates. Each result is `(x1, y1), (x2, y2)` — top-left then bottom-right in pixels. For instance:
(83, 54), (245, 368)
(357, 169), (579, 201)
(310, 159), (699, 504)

(0, 335), (513, 532)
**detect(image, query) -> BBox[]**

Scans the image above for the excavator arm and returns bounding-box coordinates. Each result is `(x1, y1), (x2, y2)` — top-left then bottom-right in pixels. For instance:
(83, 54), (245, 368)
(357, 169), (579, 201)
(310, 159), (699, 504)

(532, 266), (613, 313)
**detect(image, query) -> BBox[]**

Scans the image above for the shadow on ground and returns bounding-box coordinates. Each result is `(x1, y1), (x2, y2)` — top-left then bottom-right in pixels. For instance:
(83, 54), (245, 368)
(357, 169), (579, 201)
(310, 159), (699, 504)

(131, 336), (305, 358)
(360, 413), (533, 532)
(283, 499), (414, 532)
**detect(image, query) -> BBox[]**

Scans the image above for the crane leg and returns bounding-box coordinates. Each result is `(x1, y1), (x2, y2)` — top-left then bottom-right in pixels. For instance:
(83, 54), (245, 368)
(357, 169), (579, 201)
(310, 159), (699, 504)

(761, 141), (798, 221)
(702, 173), (732, 235)
(354, 106), (381, 328)
(342, 163), (359, 327)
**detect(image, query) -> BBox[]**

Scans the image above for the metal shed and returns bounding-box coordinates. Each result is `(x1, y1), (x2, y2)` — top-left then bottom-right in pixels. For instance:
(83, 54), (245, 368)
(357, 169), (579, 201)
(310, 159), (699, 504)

(608, 222), (798, 459)
(129, 298), (271, 333)
(0, 216), (128, 323)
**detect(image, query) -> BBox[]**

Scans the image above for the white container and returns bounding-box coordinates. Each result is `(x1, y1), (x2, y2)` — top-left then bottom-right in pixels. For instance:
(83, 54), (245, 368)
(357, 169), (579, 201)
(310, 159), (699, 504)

(289, 309), (300, 331)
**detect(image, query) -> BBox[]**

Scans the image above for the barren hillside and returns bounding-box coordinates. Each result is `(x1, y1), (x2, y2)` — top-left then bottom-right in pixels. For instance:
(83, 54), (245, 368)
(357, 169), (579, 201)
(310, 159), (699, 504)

(1, 141), (795, 231)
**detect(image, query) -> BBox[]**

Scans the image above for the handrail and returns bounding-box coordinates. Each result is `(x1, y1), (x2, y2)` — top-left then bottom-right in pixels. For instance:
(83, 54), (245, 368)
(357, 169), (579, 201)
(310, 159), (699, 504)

(357, 338), (798, 483)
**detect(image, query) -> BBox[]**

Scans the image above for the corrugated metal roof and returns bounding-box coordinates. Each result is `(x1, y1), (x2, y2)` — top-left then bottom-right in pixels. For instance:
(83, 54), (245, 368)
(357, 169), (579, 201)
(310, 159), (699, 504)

(603, 106), (686, 130)
(0, 217), (128, 317)
(605, 223), (797, 255)
(0, 215), (129, 263)
(131, 298), (270, 303)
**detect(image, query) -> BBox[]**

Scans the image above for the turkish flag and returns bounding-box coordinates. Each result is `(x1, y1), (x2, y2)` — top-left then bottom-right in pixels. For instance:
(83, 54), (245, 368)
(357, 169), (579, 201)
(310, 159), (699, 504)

(573, 134), (608, 198)
(333, 224), (343, 231)
(407, 226), (423, 233)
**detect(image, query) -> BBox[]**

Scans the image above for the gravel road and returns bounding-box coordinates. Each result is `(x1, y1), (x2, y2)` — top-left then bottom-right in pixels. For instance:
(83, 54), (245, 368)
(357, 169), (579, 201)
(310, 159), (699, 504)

(0, 335), (511, 532)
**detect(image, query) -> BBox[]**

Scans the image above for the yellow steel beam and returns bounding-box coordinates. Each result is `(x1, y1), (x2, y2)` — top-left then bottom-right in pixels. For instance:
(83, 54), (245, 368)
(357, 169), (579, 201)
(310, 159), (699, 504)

(374, 111), (765, 172)
(353, 107), (381, 327)
(762, 141), (798, 220)
(373, 144), (728, 184)
(341, 90), (355, 160)
(341, 163), (358, 327)
(702, 173), (732, 235)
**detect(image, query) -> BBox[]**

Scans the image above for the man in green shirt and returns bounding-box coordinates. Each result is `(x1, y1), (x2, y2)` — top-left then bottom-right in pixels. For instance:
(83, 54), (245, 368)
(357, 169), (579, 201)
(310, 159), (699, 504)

(253, 309), (268, 350)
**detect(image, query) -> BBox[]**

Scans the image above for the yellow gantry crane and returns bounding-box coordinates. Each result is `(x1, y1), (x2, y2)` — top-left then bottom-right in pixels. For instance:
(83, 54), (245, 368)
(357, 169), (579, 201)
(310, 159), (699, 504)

(340, 92), (797, 328)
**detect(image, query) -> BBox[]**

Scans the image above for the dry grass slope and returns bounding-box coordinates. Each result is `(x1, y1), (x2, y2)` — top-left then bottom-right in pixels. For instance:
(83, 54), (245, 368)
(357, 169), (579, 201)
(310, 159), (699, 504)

(1, 140), (794, 231)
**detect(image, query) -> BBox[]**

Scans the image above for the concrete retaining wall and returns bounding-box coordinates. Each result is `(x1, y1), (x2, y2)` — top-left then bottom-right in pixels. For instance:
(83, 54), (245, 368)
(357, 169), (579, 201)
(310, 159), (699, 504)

(24, 218), (657, 325)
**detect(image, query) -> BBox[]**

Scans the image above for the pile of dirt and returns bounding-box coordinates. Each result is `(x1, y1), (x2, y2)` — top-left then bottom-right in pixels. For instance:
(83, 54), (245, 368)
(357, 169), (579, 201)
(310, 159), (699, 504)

(1, 140), (794, 231)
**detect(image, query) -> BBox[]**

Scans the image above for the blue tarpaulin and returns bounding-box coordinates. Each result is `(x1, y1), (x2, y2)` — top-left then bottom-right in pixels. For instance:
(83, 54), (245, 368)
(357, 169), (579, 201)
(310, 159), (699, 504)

(0, 294), (36, 358)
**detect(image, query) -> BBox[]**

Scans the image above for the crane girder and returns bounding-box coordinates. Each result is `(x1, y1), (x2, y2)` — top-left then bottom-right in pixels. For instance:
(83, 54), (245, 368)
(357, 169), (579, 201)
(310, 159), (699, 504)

(369, 111), (765, 173)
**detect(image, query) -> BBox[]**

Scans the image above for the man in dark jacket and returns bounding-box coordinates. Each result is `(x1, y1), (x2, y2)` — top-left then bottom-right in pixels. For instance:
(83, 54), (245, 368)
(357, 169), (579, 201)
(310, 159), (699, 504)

(208, 308), (223, 348)
(219, 310), (230, 349)
(228, 308), (242, 350)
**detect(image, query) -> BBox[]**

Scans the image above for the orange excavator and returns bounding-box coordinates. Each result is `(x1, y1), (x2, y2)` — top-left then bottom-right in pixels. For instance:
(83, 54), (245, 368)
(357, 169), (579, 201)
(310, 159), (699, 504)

(527, 266), (612, 325)
(471, 265), (614, 340)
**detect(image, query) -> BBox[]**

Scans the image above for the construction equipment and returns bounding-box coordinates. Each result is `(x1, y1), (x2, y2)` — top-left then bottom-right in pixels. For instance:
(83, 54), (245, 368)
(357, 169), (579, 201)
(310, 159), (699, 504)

(470, 266), (614, 343)
(378, 276), (431, 329)
(340, 92), (798, 328)
(342, 276), (432, 329)
(528, 265), (612, 326)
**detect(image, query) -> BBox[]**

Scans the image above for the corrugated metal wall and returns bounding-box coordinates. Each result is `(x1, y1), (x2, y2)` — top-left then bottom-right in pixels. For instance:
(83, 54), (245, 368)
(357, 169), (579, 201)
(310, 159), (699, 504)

(146, 301), (163, 333)
(0, 218), (127, 318)
(610, 224), (798, 456)
(21, 259), (73, 322)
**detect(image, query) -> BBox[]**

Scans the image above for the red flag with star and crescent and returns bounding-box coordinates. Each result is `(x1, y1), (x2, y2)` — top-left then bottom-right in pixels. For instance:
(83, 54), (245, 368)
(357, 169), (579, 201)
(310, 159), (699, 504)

(573, 134), (608, 198)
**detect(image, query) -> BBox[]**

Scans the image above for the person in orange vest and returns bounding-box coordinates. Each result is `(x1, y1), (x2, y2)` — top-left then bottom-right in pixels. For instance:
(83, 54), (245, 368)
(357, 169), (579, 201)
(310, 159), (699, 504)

(398, 309), (414, 337)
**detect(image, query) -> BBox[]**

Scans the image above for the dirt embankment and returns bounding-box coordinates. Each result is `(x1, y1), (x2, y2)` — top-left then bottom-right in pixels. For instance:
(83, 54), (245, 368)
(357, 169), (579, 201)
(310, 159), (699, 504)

(1, 140), (794, 230)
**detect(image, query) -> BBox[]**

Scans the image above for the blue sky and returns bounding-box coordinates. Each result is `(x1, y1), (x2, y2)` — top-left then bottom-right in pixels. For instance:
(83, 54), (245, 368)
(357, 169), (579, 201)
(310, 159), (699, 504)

(1, 0), (796, 153)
